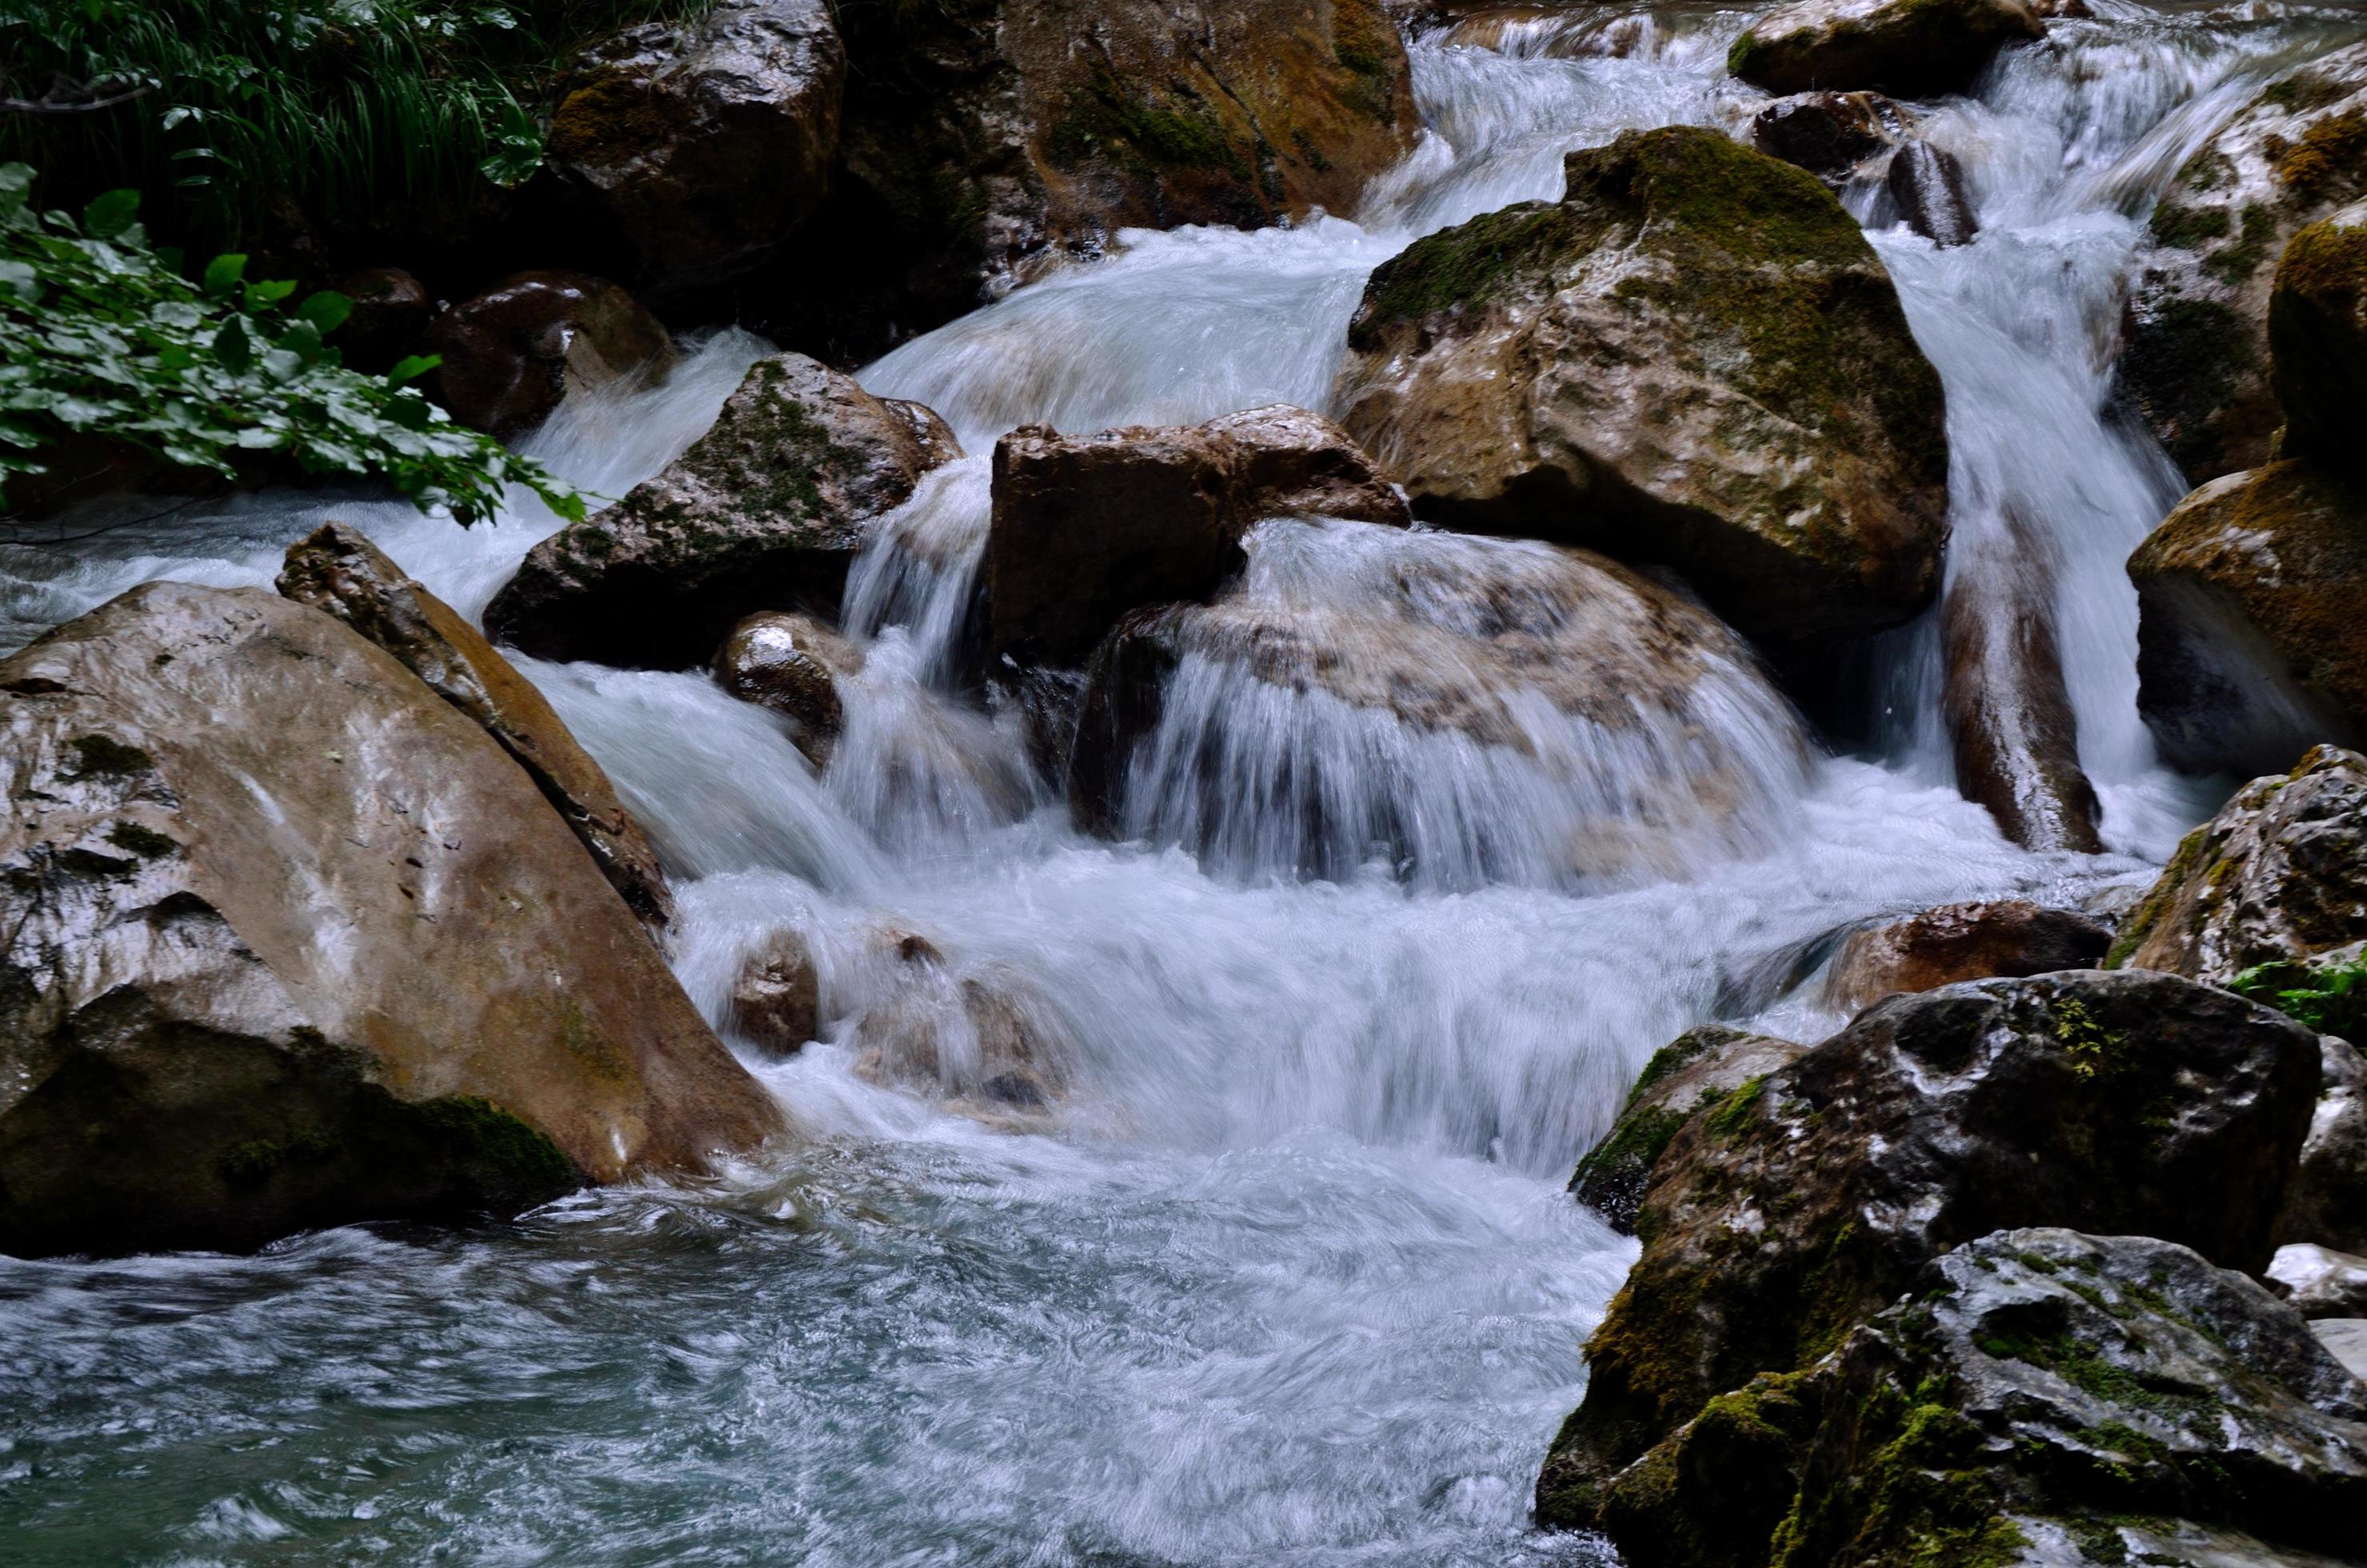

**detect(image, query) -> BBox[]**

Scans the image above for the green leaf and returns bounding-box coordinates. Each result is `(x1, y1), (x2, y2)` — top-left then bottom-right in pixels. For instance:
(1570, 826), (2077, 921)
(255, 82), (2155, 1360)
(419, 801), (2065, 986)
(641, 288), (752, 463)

(296, 290), (353, 334)
(81, 190), (141, 238)
(243, 278), (298, 310)
(212, 315), (252, 373)
(0, 164), (34, 219)
(385, 353), (441, 389)
(202, 253), (247, 294)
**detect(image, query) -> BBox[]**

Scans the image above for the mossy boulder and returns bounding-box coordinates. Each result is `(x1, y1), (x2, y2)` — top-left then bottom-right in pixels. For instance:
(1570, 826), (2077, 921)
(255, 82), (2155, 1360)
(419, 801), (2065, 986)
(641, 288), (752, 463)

(2270, 201), (2367, 474)
(1569, 1025), (1805, 1235)
(1337, 126), (1949, 651)
(2107, 746), (2367, 982)
(1727, 0), (2043, 99)
(1533, 970), (2323, 1531)
(0, 583), (783, 1258)
(484, 353), (960, 669)
(2123, 42), (2367, 485)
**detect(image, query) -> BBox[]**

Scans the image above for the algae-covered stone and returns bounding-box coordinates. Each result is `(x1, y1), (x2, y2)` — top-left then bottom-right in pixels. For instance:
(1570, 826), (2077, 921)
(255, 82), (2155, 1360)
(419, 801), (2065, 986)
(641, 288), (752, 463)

(1569, 1025), (1805, 1235)
(2123, 42), (2367, 484)
(1533, 970), (2322, 1528)
(2128, 462), (2367, 775)
(0, 584), (782, 1258)
(1727, 0), (2043, 99)
(2270, 200), (2367, 474)
(484, 354), (959, 669)
(2108, 746), (2367, 982)
(1337, 126), (1949, 649)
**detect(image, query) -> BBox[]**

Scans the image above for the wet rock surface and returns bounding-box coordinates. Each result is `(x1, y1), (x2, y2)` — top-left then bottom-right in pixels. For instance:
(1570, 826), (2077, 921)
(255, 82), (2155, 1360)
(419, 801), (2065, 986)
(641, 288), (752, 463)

(331, 266), (431, 376)
(2270, 200), (2367, 474)
(547, 0), (845, 300)
(1534, 970), (2325, 1523)
(1882, 140), (1977, 246)
(1569, 1025), (1805, 1236)
(2273, 1242), (2367, 1318)
(2122, 42), (2367, 484)
(0, 584), (781, 1258)
(2129, 462), (2367, 776)
(2108, 746), (2367, 983)
(1749, 91), (1914, 184)
(2277, 1032), (2367, 1258)
(730, 930), (822, 1059)
(1941, 538), (2104, 852)
(1727, 0), (2044, 98)
(424, 270), (676, 436)
(1825, 898), (2109, 1012)
(712, 610), (862, 768)
(485, 354), (960, 669)
(986, 406), (1407, 669)
(277, 522), (674, 938)
(845, 930), (1070, 1118)
(1337, 126), (1949, 650)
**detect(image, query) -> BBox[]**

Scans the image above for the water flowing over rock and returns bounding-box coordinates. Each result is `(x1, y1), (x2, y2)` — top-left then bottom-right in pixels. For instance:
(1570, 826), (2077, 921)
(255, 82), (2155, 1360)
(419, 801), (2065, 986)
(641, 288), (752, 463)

(1726, 0), (2043, 98)
(0, 584), (782, 1258)
(2121, 42), (2367, 485)
(1337, 126), (1949, 650)
(424, 270), (677, 436)
(712, 610), (862, 768)
(730, 930), (822, 1059)
(484, 354), (961, 668)
(1749, 90), (1913, 184)
(986, 406), (1408, 669)
(1069, 518), (1810, 889)
(2129, 462), (2367, 775)
(840, 930), (1072, 1118)
(2270, 201), (2367, 475)
(2109, 746), (2367, 982)
(1533, 970), (2323, 1526)
(1825, 898), (2109, 1012)
(1941, 538), (2105, 852)
(277, 522), (674, 938)
(2273, 1242), (2367, 1318)
(1581, 1229), (2367, 1568)
(2277, 1032), (2367, 1258)
(1568, 1025), (1805, 1236)
(546, 0), (846, 299)
(1881, 140), (1977, 246)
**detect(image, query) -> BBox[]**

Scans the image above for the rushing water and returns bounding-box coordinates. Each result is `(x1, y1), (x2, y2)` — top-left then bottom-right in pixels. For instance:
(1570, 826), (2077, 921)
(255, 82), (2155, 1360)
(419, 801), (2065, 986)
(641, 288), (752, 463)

(6, 4), (2364, 1562)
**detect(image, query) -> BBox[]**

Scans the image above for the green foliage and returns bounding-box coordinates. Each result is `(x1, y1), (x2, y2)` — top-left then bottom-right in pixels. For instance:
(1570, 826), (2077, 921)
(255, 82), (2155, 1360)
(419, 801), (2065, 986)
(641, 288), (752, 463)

(2230, 953), (2367, 1041)
(0, 166), (582, 526)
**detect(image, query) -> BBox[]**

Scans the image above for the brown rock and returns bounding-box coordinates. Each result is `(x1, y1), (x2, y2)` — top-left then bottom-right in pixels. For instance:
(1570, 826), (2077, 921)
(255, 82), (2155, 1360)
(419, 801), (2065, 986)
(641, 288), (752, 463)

(1826, 898), (2110, 1012)
(1748, 91), (1914, 184)
(0, 583), (782, 1258)
(2270, 200), (2367, 475)
(730, 931), (822, 1059)
(484, 354), (960, 669)
(277, 522), (674, 938)
(1727, 0), (2044, 98)
(425, 270), (677, 436)
(331, 266), (430, 376)
(711, 610), (862, 767)
(846, 934), (1070, 1114)
(1883, 140), (1977, 246)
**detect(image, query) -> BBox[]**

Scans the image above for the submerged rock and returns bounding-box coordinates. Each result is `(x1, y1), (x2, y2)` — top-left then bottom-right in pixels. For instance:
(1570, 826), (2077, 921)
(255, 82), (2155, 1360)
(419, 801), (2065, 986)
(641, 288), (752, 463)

(2129, 462), (2367, 775)
(424, 270), (676, 436)
(1569, 1025), (1805, 1235)
(546, 0), (845, 299)
(2122, 42), (2367, 484)
(730, 930), (822, 1059)
(2270, 200), (2367, 475)
(0, 584), (782, 1258)
(1749, 91), (1914, 185)
(1337, 126), (1949, 650)
(1882, 140), (1977, 246)
(1825, 898), (2109, 1012)
(485, 354), (960, 669)
(277, 522), (674, 938)
(1940, 543), (2104, 852)
(1726, 0), (2043, 99)
(844, 932), (1070, 1117)
(2107, 746), (2367, 982)
(1533, 970), (2323, 1524)
(712, 610), (862, 768)
(986, 405), (1406, 669)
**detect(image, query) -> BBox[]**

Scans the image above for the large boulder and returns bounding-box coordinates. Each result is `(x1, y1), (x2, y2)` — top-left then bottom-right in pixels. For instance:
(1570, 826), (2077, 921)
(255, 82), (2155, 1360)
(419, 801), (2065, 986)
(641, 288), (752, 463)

(484, 354), (960, 669)
(2122, 42), (2367, 485)
(986, 404), (1408, 668)
(424, 270), (677, 436)
(1534, 970), (2324, 1524)
(765, 0), (1418, 361)
(1825, 898), (2109, 1012)
(546, 0), (846, 298)
(0, 584), (782, 1258)
(277, 522), (674, 938)
(1569, 1025), (1806, 1236)
(2107, 746), (2367, 983)
(2270, 201), (2367, 474)
(1336, 127), (1949, 650)
(1583, 1229), (2367, 1568)
(1726, 0), (2043, 99)
(2129, 462), (2367, 775)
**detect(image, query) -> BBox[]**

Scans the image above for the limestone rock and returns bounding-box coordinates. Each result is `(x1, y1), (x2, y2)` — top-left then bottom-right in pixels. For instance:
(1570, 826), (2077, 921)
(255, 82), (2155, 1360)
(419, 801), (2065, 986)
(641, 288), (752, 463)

(1568, 1025), (1805, 1235)
(2273, 1242), (2367, 1319)
(1534, 970), (2323, 1518)
(1337, 126), (1949, 649)
(1748, 91), (1914, 185)
(2129, 462), (2367, 775)
(424, 270), (676, 436)
(986, 405), (1407, 668)
(712, 610), (862, 768)
(483, 354), (960, 669)
(0, 583), (782, 1258)
(2270, 201), (2367, 474)
(1826, 899), (2109, 1012)
(546, 0), (846, 298)
(2122, 42), (2367, 484)
(2277, 1032), (2367, 1258)
(730, 930), (822, 1059)
(2108, 746), (2367, 982)
(1726, 0), (2044, 99)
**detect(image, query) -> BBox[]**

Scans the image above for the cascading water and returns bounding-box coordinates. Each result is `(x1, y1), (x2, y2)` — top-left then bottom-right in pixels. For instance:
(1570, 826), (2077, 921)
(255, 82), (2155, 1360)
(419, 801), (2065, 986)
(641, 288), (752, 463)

(6, 5), (2361, 1563)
